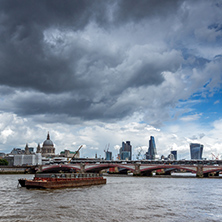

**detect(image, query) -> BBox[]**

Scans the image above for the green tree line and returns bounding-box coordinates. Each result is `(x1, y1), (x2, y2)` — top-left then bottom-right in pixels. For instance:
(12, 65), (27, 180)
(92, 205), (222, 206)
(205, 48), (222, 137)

(0, 159), (8, 165)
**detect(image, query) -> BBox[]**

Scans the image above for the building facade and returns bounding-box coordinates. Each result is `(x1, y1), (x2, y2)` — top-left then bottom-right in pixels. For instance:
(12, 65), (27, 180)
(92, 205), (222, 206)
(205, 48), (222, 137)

(60, 150), (80, 158)
(171, 150), (177, 160)
(146, 136), (158, 160)
(119, 141), (132, 160)
(190, 143), (203, 160)
(14, 153), (42, 166)
(10, 148), (25, 155)
(105, 151), (112, 160)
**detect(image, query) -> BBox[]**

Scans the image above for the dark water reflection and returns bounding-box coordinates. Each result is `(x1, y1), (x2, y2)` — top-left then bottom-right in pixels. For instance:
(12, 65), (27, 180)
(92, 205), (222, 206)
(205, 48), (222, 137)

(0, 174), (222, 222)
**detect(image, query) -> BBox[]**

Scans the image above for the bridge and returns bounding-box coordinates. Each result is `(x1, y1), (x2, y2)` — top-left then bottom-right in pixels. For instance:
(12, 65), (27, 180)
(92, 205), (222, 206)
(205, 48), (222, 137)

(39, 159), (222, 177)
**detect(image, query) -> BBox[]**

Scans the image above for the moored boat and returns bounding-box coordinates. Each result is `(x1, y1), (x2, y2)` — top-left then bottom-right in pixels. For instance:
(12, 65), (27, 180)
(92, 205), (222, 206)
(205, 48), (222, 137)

(18, 164), (106, 189)
(18, 172), (106, 189)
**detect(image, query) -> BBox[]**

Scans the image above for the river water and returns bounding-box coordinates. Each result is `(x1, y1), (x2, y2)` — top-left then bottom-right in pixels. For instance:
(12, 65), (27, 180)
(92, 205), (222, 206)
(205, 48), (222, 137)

(0, 174), (222, 222)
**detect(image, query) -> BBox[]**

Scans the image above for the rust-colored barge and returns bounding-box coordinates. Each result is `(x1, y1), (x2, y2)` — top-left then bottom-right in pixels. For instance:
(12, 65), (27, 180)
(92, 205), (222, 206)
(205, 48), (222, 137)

(19, 173), (106, 189)
(18, 164), (106, 189)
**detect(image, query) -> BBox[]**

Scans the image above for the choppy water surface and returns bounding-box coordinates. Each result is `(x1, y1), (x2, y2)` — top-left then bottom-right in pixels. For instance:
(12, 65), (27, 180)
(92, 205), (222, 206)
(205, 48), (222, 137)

(0, 174), (222, 222)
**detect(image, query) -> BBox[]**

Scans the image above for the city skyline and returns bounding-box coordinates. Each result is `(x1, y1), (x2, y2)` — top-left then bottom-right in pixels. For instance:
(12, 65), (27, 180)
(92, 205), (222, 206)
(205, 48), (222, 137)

(0, 1), (221, 160)
(3, 134), (208, 161)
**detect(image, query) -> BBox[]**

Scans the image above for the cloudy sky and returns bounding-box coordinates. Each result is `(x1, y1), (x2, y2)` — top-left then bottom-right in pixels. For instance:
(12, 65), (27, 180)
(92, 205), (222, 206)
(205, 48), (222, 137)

(0, 0), (221, 160)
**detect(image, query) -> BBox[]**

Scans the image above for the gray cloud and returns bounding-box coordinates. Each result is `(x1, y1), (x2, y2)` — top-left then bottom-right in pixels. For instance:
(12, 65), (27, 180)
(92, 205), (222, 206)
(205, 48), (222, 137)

(0, 0), (221, 127)
(113, 0), (182, 23)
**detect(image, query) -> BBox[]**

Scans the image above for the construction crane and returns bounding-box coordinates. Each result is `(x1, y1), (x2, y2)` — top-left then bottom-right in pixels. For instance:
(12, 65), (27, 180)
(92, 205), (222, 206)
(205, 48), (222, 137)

(136, 147), (144, 160)
(68, 145), (83, 163)
(211, 153), (219, 160)
(104, 143), (110, 153)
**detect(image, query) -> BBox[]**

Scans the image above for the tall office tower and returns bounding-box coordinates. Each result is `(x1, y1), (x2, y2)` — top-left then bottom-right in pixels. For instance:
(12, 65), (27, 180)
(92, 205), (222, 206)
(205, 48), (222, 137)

(190, 143), (203, 160)
(105, 151), (112, 160)
(171, 150), (177, 160)
(119, 141), (132, 160)
(146, 136), (158, 160)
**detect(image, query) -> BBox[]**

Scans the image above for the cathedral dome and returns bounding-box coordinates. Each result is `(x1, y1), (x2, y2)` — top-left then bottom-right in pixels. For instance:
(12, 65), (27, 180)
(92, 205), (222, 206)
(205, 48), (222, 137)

(43, 132), (54, 146)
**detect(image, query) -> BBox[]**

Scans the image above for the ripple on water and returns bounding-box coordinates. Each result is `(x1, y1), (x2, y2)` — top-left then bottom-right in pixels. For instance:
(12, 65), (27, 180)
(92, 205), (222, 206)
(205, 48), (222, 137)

(0, 175), (222, 222)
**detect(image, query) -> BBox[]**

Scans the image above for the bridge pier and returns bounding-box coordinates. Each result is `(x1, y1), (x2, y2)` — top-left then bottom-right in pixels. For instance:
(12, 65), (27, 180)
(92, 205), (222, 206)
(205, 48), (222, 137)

(80, 163), (86, 173)
(133, 163), (141, 176)
(196, 165), (221, 177)
(196, 165), (203, 178)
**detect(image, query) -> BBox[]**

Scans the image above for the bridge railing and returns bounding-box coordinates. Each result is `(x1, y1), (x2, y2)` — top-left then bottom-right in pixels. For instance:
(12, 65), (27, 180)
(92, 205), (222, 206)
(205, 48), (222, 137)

(69, 159), (222, 166)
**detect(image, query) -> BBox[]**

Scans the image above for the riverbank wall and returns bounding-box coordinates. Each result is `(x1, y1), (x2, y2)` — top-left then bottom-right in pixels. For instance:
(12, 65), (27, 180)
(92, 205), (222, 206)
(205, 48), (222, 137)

(0, 166), (26, 174)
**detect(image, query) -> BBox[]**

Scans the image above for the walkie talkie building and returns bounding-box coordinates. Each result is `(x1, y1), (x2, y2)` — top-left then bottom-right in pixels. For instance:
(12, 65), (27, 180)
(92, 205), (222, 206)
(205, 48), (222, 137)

(190, 143), (203, 159)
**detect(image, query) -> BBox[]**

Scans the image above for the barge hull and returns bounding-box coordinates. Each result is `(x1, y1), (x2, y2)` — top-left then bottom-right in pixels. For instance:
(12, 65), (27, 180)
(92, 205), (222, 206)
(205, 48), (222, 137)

(25, 178), (106, 189)
(18, 179), (26, 187)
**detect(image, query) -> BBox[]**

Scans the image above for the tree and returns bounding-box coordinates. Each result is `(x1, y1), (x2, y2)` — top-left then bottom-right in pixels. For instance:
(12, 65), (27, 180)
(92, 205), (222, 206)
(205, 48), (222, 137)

(0, 159), (8, 166)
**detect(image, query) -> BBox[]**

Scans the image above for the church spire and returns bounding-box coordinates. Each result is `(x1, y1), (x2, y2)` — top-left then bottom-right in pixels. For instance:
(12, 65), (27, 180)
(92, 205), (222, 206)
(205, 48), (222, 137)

(47, 132), (50, 140)
(36, 143), (41, 153)
(25, 143), (30, 154)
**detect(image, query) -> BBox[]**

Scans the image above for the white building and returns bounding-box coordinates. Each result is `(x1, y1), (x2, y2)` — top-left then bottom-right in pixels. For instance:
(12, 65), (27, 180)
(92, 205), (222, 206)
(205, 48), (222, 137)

(14, 153), (42, 166)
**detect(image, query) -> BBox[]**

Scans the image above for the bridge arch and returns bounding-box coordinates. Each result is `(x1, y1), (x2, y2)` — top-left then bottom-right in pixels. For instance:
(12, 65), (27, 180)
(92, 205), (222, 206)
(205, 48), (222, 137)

(85, 163), (135, 173)
(140, 165), (197, 175)
(39, 164), (80, 173)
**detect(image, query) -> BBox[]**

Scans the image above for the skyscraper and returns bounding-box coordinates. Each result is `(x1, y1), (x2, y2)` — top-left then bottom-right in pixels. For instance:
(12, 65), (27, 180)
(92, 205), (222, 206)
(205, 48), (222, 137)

(171, 150), (177, 160)
(105, 151), (112, 160)
(190, 143), (203, 160)
(146, 136), (158, 160)
(119, 141), (132, 160)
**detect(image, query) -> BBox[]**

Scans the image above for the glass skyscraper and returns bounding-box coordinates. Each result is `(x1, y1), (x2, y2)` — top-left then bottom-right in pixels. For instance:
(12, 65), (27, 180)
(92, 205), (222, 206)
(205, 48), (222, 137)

(146, 136), (157, 160)
(105, 151), (112, 160)
(190, 143), (203, 160)
(119, 141), (132, 160)
(171, 150), (177, 160)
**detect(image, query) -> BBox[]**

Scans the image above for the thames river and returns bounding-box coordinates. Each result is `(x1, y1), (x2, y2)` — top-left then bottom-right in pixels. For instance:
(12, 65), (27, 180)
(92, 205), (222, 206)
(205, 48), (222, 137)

(0, 174), (222, 222)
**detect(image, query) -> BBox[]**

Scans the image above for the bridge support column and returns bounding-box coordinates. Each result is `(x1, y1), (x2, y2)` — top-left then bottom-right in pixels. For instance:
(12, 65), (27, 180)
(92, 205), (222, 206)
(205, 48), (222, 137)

(39, 165), (43, 172)
(80, 163), (86, 173)
(196, 165), (203, 178)
(133, 163), (141, 176)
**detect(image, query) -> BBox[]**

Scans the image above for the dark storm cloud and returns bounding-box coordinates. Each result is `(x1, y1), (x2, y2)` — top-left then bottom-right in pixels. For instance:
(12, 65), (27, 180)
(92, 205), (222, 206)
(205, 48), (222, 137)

(127, 62), (165, 88)
(14, 94), (93, 119)
(0, 0), (184, 93)
(0, 0), (220, 125)
(114, 0), (182, 23)
(0, 0), (110, 93)
(9, 91), (133, 122)
(0, 0), (101, 29)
